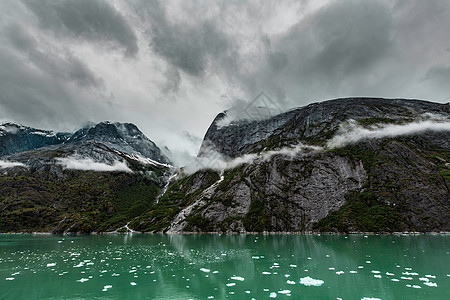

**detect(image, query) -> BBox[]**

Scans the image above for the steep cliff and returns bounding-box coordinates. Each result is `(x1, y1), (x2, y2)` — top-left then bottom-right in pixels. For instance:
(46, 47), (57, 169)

(150, 98), (450, 233)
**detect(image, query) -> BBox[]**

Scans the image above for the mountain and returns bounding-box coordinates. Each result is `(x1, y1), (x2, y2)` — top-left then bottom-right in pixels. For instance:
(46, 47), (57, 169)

(68, 122), (171, 165)
(0, 123), (71, 157)
(0, 121), (170, 165)
(143, 98), (450, 233)
(0, 121), (172, 233)
(1, 98), (449, 233)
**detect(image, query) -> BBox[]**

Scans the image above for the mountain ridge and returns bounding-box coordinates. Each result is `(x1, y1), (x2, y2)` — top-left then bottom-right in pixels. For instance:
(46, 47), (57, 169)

(1, 98), (449, 233)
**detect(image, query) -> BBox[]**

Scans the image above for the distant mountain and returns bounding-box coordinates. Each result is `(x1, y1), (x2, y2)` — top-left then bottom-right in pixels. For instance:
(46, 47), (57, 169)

(68, 122), (171, 165)
(0, 123), (71, 157)
(0, 121), (172, 233)
(0, 121), (170, 165)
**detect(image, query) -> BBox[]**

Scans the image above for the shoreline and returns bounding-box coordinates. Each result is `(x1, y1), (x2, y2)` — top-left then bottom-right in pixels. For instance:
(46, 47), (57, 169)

(1, 231), (450, 235)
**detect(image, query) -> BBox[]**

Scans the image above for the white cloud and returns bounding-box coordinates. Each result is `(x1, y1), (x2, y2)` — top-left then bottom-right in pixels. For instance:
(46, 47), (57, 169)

(327, 117), (450, 149)
(56, 156), (132, 172)
(184, 143), (322, 174)
(0, 160), (26, 168)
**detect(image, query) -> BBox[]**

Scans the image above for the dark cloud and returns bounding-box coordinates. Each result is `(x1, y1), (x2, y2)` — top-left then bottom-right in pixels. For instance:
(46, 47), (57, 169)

(5, 23), (104, 89)
(22, 0), (138, 57)
(1, 0), (450, 165)
(236, 0), (396, 106)
(0, 48), (87, 128)
(151, 20), (235, 77)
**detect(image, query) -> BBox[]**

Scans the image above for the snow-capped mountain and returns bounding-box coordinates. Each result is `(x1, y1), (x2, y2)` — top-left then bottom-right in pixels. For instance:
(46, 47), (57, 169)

(0, 121), (171, 165)
(68, 121), (170, 165)
(0, 123), (71, 157)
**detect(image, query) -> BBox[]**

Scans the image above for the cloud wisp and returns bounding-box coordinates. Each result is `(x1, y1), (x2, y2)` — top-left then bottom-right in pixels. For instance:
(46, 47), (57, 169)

(188, 115), (450, 173)
(56, 156), (132, 172)
(327, 117), (450, 149)
(185, 143), (323, 174)
(0, 160), (26, 169)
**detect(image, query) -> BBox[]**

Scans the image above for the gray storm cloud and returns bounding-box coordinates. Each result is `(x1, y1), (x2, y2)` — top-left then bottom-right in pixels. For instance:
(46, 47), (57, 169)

(22, 0), (139, 57)
(0, 0), (450, 165)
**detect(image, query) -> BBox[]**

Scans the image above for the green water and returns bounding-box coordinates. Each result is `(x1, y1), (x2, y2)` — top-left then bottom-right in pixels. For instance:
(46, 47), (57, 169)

(0, 234), (448, 299)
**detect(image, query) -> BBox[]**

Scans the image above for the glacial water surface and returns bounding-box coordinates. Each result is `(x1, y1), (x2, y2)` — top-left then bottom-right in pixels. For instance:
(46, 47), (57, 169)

(0, 234), (448, 299)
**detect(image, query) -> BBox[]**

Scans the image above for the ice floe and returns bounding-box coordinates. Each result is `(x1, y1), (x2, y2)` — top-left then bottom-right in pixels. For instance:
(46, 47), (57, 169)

(299, 276), (324, 286)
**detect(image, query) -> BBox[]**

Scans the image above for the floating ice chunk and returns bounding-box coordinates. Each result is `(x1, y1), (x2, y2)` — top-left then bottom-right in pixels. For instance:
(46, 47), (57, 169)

(386, 272), (394, 276)
(419, 277), (429, 282)
(329, 268), (335, 270)
(412, 285), (421, 289)
(262, 272), (271, 275)
(102, 285), (112, 292)
(208, 296), (214, 299)
(336, 271), (344, 275)
(307, 257), (312, 260)
(200, 268), (211, 273)
(366, 261), (371, 264)
(11, 272), (20, 276)
(245, 291), (251, 294)
(374, 275), (382, 279)
(361, 298), (381, 300)
(231, 276), (244, 281)
(130, 282), (137, 286)
(47, 263), (56, 267)
(350, 271), (357, 274)
(252, 256), (260, 259)
(77, 278), (89, 283)
(213, 271), (219, 274)
(299, 276), (324, 286)
(278, 290), (291, 294)
(425, 275), (436, 279)
(423, 282), (437, 287)
(289, 264), (297, 268)
(371, 271), (380, 274)
(226, 283), (236, 287)
(402, 272), (418, 276)
(287, 280), (295, 285)
(5, 278), (14, 280)
(269, 292), (277, 298)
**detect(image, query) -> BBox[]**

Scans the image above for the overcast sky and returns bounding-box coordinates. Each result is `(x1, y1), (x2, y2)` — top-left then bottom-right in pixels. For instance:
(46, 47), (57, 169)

(1, 0), (450, 165)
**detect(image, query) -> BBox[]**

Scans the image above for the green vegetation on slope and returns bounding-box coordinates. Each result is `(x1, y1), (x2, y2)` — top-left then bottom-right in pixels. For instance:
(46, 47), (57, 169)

(0, 165), (164, 233)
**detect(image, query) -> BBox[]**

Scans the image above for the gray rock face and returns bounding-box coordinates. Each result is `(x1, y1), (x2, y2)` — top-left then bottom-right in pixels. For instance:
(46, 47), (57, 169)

(199, 98), (450, 158)
(162, 98), (450, 233)
(68, 122), (171, 164)
(167, 152), (367, 232)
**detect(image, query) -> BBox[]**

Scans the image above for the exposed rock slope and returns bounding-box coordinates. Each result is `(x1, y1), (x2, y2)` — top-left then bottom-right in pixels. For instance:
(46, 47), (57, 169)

(150, 98), (450, 233)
